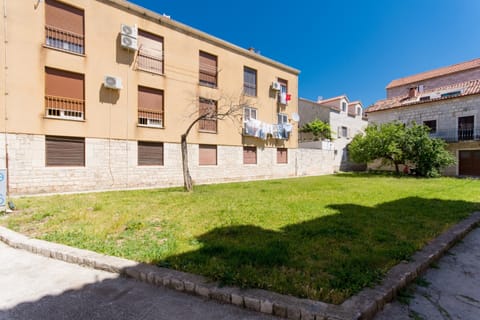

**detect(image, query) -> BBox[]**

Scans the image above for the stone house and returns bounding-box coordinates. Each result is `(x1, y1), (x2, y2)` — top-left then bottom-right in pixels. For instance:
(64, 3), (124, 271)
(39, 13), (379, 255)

(298, 96), (368, 171)
(366, 58), (480, 177)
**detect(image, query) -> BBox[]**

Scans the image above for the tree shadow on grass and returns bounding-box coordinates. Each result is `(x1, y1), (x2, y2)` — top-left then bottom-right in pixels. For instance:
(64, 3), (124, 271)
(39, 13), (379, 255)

(157, 197), (478, 304)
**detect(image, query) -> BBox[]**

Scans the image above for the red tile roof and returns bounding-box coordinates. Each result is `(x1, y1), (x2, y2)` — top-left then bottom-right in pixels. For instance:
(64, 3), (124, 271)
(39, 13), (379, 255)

(367, 79), (480, 113)
(386, 58), (480, 89)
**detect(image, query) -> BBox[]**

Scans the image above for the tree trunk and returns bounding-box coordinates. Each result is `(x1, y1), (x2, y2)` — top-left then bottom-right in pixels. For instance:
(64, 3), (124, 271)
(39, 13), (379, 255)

(394, 162), (400, 174)
(181, 134), (193, 192)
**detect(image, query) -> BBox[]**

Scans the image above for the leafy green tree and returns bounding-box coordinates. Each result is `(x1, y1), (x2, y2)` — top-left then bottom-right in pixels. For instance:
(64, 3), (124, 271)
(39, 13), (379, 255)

(300, 119), (333, 140)
(349, 122), (407, 173)
(349, 122), (455, 177)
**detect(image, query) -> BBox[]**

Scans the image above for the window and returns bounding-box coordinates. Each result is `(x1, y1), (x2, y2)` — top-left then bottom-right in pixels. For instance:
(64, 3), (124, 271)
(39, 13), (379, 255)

(277, 148), (288, 164)
(45, 0), (84, 54)
(458, 116), (474, 141)
(419, 96), (431, 101)
(278, 78), (288, 104)
(199, 51), (217, 87)
(356, 107), (362, 116)
(244, 107), (257, 121)
(441, 91), (461, 98)
(45, 67), (85, 120)
(198, 98), (217, 133)
(138, 141), (164, 166)
(199, 144), (217, 165)
(138, 86), (164, 128)
(46, 136), (85, 166)
(423, 120), (437, 134)
(340, 126), (348, 138)
(243, 67), (257, 96)
(137, 30), (164, 74)
(341, 102), (347, 112)
(278, 113), (288, 124)
(243, 146), (257, 164)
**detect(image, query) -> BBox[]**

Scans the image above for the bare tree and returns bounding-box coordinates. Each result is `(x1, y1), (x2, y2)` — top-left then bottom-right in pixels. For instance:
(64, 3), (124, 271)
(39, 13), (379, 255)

(181, 94), (247, 192)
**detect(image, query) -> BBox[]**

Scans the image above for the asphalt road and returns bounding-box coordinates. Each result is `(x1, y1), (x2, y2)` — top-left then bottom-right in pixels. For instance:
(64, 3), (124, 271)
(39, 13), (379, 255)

(0, 241), (275, 320)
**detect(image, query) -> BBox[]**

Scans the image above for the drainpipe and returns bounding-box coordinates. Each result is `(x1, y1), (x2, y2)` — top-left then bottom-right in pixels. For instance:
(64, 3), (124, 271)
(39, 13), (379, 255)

(2, 0), (9, 197)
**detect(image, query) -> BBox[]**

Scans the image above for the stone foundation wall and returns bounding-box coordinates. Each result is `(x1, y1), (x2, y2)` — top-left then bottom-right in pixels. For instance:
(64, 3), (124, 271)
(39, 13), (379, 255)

(3, 134), (337, 195)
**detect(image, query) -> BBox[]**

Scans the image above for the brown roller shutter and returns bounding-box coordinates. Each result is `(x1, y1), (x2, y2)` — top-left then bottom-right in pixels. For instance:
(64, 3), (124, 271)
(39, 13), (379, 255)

(45, 0), (84, 35)
(46, 136), (85, 166)
(199, 145), (217, 165)
(243, 146), (257, 164)
(137, 30), (164, 74)
(277, 148), (288, 164)
(198, 98), (217, 132)
(45, 67), (84, 100)
(138, 141), (164, 166)
(138, 86), (164, 112)
(199, 51), (217, 86)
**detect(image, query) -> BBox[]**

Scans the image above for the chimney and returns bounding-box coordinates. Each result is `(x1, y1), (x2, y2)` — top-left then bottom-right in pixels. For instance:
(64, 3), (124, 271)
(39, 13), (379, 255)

(408, 87), (418, 98)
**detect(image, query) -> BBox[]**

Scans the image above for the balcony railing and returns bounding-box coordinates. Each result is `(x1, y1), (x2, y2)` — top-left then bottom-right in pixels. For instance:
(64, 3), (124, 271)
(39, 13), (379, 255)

(430, 128), (480, 142)
(138, 109), (163, 128)
(137, 51), (164, 74)
(45, 25), (84, 54)
(45, 95), (85, 120)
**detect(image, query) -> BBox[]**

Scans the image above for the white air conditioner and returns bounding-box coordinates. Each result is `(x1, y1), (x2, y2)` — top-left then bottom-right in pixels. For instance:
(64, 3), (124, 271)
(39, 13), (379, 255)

(121, 34), (138, 50)
(121, 24), (138, 38)
(271, 81), (281, 91)
(104, 76), (122, 90)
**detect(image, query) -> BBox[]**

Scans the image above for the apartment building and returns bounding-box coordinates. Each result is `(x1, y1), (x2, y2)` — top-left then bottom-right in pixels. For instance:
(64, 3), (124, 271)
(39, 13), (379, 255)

(0, 0), (300, 194)
(298, 95), (367, 171)
(366, 58), (480, 177)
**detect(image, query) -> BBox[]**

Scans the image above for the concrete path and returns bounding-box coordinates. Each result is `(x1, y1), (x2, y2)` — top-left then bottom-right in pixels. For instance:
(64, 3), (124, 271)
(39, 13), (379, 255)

(374, 227), (480, 320)
(0, 242), (275, 320)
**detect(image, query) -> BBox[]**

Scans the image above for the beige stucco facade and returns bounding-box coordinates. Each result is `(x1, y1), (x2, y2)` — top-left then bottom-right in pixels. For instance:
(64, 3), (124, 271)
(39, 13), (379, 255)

(0, 0), (314, 195)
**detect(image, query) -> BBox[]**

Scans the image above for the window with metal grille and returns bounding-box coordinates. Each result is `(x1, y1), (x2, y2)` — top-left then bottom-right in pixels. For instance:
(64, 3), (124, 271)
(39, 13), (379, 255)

(138, 86), (164, 128)
(277, 148), (288, 164)
(243, 67), (257, 96)
(199, 51), (217, 87)
(199, 144), (217, 165)
(138, 141), (164, 166)
(243, 146), (257, 164)
(137, 30), (164, 74)
(45, 67), (85, 120)
(45, 135), (85, 166)
(45, 0), (84, 54)
(198, 98), (217, 133)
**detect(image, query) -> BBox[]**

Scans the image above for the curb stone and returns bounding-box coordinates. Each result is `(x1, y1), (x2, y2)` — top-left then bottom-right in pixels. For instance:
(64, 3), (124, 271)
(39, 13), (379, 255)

(1, 211), (479, 320)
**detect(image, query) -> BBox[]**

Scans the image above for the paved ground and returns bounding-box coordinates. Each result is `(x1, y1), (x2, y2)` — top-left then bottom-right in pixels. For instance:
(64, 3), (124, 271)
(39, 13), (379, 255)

(375, 227), (480, 320)
(0, 242), (275, 320)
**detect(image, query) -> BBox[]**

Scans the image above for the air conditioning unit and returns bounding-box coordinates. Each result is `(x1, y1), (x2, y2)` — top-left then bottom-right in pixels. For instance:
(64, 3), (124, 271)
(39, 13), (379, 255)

(104, 76), (122, 90)
(271, 81), (281, 91)
(121, 34), (138, 50)
(121, 24), (138, 38)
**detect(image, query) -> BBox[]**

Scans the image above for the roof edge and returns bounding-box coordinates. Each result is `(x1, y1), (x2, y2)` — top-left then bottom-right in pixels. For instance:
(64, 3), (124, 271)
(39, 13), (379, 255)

(98, 0), (300, 75)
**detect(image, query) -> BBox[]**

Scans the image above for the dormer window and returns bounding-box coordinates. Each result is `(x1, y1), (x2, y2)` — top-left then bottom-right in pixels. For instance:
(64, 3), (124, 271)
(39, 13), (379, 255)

(440, 91), (461, 98)
(356, 107), (361, 116)
(341, 102), (347, 112)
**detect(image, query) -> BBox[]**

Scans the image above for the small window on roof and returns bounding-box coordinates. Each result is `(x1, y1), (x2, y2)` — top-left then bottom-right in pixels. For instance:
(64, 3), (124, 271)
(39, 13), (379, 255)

(419, 96), (431, 102)
(440, 91), (461, 98)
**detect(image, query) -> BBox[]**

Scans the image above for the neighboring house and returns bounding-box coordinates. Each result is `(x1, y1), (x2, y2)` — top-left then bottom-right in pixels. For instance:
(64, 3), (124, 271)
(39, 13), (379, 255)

(298, 95), (367, 171)
(0, 0), (301, 195)
(366, 58), (480, 177)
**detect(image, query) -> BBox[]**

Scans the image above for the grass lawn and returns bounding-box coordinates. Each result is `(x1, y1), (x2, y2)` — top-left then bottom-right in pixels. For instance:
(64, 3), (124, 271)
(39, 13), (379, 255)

(1, 174), (479, 304)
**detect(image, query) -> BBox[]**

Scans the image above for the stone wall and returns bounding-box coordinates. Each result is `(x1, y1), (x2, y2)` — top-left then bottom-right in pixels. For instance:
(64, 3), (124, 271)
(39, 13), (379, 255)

(3, 134), (337, 195)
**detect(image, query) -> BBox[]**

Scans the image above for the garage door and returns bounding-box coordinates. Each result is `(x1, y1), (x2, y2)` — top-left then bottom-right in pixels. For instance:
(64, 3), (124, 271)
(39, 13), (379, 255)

(459, 150), (480, 176)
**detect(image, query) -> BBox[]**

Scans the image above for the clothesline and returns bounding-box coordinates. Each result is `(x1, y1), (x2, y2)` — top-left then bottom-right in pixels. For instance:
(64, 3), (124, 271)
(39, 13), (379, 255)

(244, 119), (293, 140)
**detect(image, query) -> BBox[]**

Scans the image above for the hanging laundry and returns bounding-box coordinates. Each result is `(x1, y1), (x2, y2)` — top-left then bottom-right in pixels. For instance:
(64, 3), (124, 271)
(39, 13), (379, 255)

(279, 92), (287, 105)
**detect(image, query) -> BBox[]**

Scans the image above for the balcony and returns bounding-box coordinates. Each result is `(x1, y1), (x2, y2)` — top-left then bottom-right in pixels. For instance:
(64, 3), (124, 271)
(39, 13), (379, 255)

(430, 128), (480, 143)
(45, 95), (84, 120)
(138, 109), (163, 128)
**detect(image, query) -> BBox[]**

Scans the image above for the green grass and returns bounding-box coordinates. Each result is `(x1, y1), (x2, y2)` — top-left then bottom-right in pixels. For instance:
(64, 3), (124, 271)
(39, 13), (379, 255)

(1, 174), (479, 304)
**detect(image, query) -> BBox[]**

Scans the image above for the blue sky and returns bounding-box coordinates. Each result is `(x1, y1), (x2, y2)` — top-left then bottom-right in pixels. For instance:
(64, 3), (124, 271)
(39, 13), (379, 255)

(130, 0), (480, 107)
